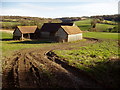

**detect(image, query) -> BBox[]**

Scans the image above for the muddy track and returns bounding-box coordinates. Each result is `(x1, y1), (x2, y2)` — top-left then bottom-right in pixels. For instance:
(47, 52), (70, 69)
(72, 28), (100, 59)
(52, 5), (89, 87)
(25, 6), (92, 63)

(2, 39), (103, 89)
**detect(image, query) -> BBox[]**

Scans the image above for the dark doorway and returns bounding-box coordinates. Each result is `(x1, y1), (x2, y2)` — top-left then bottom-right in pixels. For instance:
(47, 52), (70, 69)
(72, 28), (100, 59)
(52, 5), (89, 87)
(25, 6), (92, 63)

(23, 34), (30, 39)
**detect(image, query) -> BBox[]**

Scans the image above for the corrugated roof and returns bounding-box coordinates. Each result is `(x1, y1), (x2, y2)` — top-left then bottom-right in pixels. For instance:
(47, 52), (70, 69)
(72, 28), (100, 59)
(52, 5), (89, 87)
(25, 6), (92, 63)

(61, 26), (82, 35)
(17, 26), (37, 34)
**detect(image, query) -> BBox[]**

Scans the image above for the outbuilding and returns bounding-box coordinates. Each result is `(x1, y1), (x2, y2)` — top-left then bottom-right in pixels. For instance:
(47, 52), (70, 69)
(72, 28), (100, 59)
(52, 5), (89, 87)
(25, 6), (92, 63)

(13, 26), (38, 40)
(55, 26), (82, 42)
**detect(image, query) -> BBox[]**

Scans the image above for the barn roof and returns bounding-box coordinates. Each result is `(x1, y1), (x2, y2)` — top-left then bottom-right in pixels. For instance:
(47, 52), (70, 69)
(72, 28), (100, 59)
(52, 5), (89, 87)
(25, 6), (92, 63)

(17, 26), (37, 34)
(40, 23), (73, 33)
(40, 23), (61, 33)
(61, 26), (82, 35)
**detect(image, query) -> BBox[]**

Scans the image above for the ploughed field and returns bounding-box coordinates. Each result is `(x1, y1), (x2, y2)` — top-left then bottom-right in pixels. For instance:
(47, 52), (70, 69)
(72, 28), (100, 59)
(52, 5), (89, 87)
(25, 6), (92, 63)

(2, 38), (102, 88)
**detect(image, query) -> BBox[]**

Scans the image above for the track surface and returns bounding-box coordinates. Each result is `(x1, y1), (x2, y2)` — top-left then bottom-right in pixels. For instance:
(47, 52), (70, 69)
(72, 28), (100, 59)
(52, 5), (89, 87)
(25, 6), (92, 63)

(2, 39), (102, 88)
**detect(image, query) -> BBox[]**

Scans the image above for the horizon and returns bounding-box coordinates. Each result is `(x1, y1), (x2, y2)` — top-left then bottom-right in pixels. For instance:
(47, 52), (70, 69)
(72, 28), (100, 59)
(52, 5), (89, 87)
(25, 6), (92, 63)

(0, 14), (119, 19)
(0, 0), (119, 18)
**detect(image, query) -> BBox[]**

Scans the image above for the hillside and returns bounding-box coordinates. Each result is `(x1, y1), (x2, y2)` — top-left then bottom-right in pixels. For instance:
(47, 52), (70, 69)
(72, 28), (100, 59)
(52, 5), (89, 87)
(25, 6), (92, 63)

(75, 19), (118, 32)
(1, 15), (119, 33)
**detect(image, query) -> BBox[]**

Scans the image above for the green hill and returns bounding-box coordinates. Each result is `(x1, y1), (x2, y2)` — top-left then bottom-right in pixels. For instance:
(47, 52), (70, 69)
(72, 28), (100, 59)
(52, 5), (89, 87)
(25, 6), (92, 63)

(75, 19), (118, 32)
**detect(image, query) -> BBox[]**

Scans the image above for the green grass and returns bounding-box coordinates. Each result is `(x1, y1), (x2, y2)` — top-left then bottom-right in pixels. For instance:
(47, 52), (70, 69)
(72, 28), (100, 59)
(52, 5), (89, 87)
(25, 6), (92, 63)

(1, 32), (13, 39)
(1, 22), (21, 29)
(96, 23), (117, 32)
(75, 19), (117, 31)
(1, 22), (20, 25)
(75, 19), (91, 31)
(4, 19), (18, 22)
(53, 32), (120, 88)
(83, 32), (119, 39)
(1, 32), (56, 57)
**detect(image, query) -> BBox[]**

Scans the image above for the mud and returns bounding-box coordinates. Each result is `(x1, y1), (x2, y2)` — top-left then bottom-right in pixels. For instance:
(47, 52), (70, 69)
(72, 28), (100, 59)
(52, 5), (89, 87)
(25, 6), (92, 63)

(2, 39), (102, 89)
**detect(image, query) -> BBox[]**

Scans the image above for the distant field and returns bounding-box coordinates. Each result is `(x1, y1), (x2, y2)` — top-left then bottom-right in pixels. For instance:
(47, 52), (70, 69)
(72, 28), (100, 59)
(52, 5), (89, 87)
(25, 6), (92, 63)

(75, 19), (117, 32)
(75, 19), (91, 31)
(1, 22), (21, 29)
(83, 32), (119, 39)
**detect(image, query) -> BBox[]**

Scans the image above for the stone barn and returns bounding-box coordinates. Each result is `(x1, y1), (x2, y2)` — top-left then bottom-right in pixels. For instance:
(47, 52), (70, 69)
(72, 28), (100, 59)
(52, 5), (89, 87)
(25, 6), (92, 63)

(38, 23), (82, 42)
(39, 23), (61, 39)
(13, 26), (38, 40)
(55, 26), (82, 42)
(39, 23), (74, 39)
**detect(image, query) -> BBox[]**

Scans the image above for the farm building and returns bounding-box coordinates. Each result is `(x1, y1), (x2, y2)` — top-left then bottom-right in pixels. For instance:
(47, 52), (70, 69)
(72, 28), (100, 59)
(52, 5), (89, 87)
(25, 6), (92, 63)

(13, 26), (38, 40)
(38, 23), (74, 38)
(55, 26), (82, 42)
(39, 23), (82, 42)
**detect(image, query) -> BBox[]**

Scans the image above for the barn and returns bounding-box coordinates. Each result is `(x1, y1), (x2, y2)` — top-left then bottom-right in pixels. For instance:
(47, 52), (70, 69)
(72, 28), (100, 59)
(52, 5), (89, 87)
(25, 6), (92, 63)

(39, 23), (74, 39)
(13, 26), (38, 40)
(55, 26), (82, 42)
(39, 23), (82, 42)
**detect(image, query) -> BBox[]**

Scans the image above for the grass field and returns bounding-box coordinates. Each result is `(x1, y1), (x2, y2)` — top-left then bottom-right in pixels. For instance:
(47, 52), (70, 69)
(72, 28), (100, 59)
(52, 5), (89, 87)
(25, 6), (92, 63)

(53, 32), (120, 88)
(83, 32), (119, 39)
(75, 19), (117, 32)
(1, 32), (57, 57)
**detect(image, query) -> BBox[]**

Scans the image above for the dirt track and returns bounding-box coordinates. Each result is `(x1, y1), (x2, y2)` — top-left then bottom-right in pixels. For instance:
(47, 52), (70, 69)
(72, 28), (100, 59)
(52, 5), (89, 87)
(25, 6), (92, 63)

(2, 39), (102, 88)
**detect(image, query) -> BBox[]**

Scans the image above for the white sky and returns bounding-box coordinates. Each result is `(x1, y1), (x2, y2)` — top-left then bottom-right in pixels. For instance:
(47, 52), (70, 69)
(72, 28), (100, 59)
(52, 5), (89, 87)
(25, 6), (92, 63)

(0, 0), (119, 18)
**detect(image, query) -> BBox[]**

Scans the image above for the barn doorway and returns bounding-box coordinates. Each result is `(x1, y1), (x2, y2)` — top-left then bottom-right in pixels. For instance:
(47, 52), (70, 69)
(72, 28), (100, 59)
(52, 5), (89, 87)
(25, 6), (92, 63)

(23, 34), (30, 39)
(30, 33), (35, 39)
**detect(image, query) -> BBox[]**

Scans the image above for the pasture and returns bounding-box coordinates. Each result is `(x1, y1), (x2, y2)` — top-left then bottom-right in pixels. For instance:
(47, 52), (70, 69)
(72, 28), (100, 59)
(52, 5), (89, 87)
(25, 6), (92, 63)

(75, 19), (117, 32)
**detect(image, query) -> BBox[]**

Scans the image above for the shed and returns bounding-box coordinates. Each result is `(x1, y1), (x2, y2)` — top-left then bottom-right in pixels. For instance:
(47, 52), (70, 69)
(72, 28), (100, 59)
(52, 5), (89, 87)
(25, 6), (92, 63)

(13, 26), (38, 40)
(55, 26), (82, 42)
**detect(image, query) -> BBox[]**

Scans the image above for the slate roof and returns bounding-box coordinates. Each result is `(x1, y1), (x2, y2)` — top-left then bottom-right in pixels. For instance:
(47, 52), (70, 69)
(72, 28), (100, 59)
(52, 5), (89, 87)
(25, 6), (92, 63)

(61, 26), (82, 35)
(40, 23), (73, 33)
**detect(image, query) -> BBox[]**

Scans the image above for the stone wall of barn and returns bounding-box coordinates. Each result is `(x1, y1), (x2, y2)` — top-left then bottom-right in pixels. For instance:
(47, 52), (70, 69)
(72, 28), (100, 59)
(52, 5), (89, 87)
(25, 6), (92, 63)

(41, 32), (50, 38)
(55, 28), (68, 42)
(13, 28), (22, 40)
(13, 28), (22, 36)
(68, 33), (82, 42)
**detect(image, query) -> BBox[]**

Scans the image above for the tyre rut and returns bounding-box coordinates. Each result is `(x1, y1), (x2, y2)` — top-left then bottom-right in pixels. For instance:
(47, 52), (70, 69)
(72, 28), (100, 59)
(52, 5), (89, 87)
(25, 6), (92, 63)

(3, 39), (102, 88)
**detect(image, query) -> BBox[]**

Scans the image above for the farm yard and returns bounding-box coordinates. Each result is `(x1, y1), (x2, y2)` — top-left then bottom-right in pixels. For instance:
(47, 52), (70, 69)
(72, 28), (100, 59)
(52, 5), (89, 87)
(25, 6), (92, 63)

(0, 0), (119, 87)
(1, 28), (120, 88)
(1, 15), (120, 88)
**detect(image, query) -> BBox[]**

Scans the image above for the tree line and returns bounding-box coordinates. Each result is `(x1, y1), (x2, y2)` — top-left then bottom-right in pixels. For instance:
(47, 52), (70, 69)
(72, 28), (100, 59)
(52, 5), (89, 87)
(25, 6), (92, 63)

(0, 16), (62, 29)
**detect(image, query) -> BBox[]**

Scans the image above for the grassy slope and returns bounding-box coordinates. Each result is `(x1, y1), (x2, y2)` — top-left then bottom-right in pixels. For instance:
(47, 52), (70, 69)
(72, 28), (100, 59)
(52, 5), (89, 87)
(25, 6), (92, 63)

(75, 19), (116, 31)
(53, 32), (120, 88)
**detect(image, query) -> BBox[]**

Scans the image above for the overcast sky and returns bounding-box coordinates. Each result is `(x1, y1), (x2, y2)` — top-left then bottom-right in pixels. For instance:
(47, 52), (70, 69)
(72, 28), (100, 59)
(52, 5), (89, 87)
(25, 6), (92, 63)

(0, 0), (119, 18)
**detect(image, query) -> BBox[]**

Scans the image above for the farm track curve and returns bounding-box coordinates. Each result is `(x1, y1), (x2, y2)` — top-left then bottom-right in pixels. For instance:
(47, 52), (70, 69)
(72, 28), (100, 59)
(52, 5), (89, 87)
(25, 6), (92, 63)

(2, 38), (103, 89)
